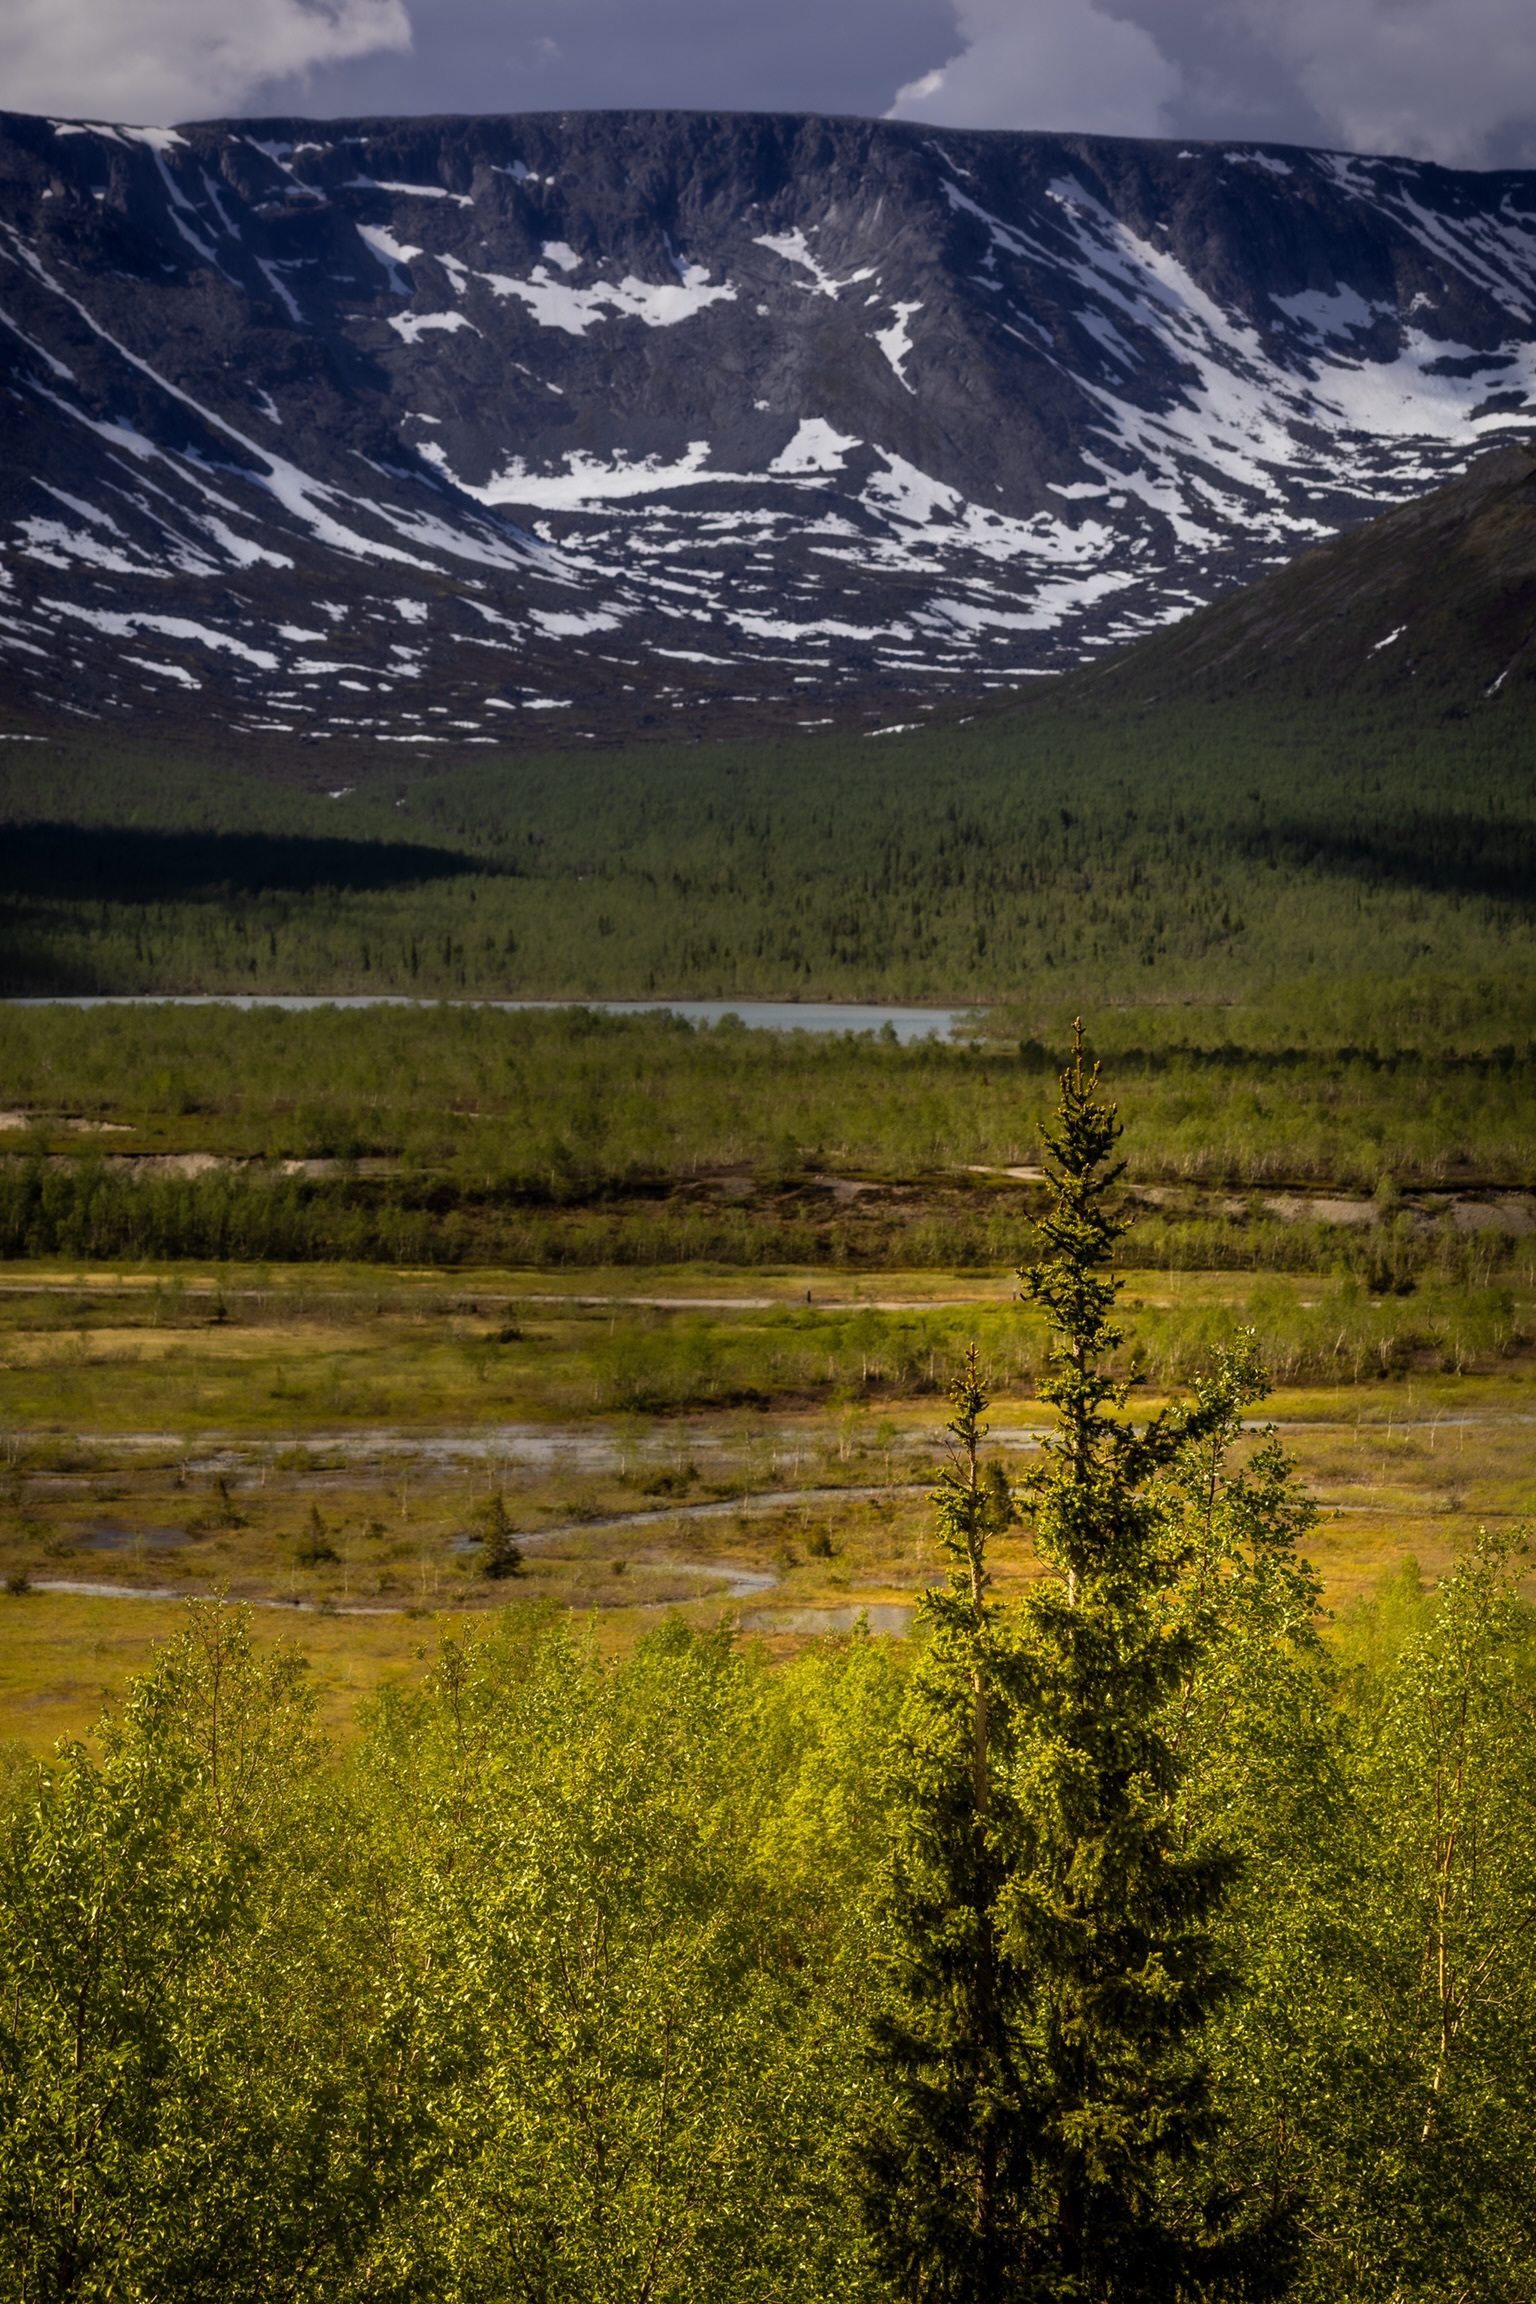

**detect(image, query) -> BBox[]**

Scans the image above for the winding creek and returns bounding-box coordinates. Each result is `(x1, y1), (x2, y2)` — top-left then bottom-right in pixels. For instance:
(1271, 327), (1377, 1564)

(27, 1477), (937, 1631)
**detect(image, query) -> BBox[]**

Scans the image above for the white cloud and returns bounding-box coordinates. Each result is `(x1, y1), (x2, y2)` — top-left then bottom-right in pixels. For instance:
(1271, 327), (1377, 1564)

(1225, 0), (1536, 164)
(887, 0), (1181, 138)
(0, 0), (410, 123)
(888, 0), (1536, 164)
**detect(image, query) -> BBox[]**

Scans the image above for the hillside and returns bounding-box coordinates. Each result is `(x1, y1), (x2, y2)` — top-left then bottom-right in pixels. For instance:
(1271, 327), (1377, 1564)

(2, 109), (1536, 743)
(3, 431), (1536, 1004)
(1086, 435), (1536, 710)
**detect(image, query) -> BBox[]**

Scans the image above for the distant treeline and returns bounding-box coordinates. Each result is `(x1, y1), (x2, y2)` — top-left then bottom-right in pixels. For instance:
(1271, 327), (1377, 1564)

(1, 1161), (1528, 1359)
(4, 1001), (1536, 1194)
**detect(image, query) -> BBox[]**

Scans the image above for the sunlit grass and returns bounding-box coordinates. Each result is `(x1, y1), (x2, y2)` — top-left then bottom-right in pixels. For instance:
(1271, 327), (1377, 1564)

(2, 1253), (1533, 1748)
(0, 1590), (460, 1752)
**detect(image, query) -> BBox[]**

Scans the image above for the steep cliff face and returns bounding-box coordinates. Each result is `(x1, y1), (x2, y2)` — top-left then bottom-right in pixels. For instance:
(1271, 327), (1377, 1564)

(1, 108), (1534, 744)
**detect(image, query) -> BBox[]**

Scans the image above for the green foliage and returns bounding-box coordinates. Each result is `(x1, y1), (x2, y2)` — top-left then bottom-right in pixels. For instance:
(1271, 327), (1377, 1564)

(351, 1614), (893, 2302)
(295, 1500), (340, 1565)
(475, 1491), (523, 1578)
(0, 1558), (1534, 2298)
(0, 1605), (402, 2301)
(861, 1036), (1303, 2302)
(1000, 1035), (1274, 2297)
(1307, 1537), (1536, 2301)
(1191, 1537), (1536, 2304)
(0, 1603), (906, 2303)
(1147, 1378), (1338, 2294)
(1329, 1556), (1434, 1701)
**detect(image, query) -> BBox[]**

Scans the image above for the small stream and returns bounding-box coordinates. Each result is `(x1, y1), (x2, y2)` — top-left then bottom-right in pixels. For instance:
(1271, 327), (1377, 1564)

(488, 1480), (934, 1546)
(30, 1565), (917, 1632)
(33, 1477), (938, 1626)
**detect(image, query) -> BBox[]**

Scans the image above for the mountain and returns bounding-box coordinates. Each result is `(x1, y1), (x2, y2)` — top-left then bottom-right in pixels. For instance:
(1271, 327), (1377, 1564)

(2, 108), (1535, 747)
(1083, 435), (1536, 713)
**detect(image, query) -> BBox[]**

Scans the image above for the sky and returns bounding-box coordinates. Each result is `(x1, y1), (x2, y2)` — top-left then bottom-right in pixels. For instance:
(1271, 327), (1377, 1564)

(4, 0), (1536, 170)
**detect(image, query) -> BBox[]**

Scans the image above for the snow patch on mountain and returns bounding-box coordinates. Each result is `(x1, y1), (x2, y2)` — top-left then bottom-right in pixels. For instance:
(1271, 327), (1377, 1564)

(768, 419), (861, 474)
(478, 263), (736, 334)
(753, 227), (875, 299)
(389, 310), (479, 342)
(874, 302), (922, 388)
(356, 223), (420, 293)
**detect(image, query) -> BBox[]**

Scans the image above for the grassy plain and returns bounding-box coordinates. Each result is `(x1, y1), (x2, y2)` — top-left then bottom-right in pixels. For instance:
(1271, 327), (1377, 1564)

(2, 1255), (1530, 1749)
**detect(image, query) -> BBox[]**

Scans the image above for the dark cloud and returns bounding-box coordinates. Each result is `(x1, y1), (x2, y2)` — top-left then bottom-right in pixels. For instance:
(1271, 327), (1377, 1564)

(1120, 0), (1536, 164)
(243, 0), (959, 122)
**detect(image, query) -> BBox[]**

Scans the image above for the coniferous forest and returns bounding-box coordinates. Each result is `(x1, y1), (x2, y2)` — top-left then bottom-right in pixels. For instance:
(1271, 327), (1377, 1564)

(3, 1047), (1533, 2303)
(5, 684), (1536, 1003)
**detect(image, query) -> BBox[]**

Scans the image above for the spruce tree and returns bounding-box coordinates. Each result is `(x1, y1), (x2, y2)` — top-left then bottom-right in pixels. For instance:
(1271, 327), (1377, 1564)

(859, 1345), (1032, 2300)
(862, 1026), (1276, 2303)
(1006, 1022), (1268, 2299)
(478, 1491), (524, 1580)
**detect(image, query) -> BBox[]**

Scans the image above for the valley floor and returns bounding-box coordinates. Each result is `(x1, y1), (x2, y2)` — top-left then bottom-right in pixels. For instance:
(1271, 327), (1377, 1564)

(2, 1257), (1527, 1748)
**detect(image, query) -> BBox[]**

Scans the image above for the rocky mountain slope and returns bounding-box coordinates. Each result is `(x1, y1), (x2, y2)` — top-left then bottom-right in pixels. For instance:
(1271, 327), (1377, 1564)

(2, 108), (1535, 746)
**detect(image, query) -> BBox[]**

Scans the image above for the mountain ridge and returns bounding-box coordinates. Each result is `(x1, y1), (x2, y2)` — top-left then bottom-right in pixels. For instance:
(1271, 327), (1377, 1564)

(2, 107), (1535, 744)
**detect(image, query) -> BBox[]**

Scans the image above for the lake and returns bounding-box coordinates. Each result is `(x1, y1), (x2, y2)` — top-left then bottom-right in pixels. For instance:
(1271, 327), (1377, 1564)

(7, 996), (975, 1042)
